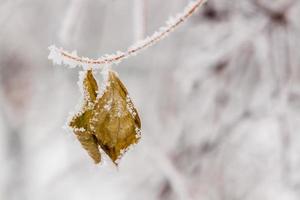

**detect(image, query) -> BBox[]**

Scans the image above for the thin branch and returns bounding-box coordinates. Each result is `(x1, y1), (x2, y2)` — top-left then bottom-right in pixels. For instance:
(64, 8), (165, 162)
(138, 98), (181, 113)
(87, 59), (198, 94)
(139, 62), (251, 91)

(48, 0), (208, 69)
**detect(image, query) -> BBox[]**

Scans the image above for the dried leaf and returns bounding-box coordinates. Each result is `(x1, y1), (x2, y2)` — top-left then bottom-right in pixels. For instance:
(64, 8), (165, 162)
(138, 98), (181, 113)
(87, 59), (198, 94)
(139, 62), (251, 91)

(76, 130), (101, 164)
(69, 70), (101, 163)
(69, 69), (141, 165)
(91, 71), (141, 164)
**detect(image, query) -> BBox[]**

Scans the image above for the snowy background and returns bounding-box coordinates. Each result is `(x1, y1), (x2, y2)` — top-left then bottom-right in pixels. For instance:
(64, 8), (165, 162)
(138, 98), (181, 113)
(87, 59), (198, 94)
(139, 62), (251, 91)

(1, 0), (300, 200)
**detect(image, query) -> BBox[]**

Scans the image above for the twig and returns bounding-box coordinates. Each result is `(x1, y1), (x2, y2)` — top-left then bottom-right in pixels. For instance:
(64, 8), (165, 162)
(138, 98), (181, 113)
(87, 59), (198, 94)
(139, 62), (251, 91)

(48, 0), (208, 69)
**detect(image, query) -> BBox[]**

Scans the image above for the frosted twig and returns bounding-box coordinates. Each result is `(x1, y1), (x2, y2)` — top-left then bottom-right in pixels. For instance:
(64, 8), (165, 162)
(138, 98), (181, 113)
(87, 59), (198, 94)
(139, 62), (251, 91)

(48, 0), (208, 69)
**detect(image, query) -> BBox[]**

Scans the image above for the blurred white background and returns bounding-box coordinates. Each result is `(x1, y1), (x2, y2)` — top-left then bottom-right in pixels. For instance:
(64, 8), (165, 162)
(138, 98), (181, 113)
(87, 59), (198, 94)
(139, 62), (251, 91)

(0, 0), (300, 200)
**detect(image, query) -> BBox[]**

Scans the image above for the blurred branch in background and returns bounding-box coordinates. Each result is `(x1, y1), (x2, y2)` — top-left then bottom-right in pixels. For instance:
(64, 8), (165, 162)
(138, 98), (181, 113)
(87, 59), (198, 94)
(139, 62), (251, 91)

(133, 0), (146, 41)
(0, 51), (33, 200)
(58, 0), (86, 46)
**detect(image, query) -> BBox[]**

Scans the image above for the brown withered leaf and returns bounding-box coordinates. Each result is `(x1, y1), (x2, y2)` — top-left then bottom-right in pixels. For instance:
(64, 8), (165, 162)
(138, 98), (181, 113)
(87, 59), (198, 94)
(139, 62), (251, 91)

(69, 70), (101, 163)
(69, 69), (141, 165)
(91, 70), (141, 164)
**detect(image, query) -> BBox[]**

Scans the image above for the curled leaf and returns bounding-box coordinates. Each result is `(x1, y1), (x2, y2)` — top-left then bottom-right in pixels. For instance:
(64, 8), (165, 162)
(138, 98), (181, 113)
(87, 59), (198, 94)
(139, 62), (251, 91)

(76, 130), (101, 164)
(69, 70), (101, 163)
(69, 69), (141, 165)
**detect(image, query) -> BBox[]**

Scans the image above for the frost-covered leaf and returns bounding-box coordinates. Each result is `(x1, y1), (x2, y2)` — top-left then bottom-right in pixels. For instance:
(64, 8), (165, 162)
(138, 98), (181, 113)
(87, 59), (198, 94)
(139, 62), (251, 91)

(69, 70), (101, 163)
(76, 130), (101, 164)
(69, 69), (141, 165)
(91, 70), (141, 165)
